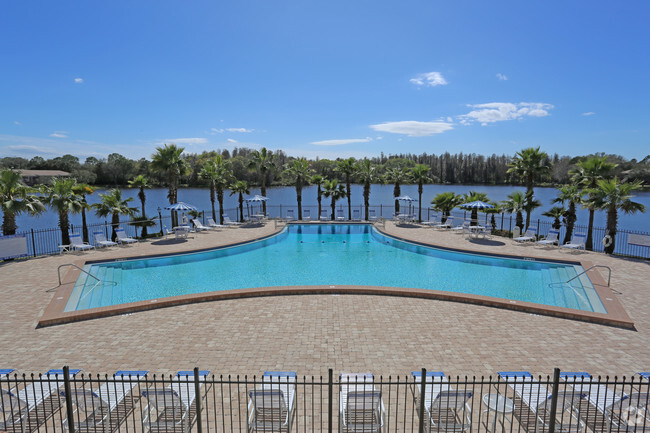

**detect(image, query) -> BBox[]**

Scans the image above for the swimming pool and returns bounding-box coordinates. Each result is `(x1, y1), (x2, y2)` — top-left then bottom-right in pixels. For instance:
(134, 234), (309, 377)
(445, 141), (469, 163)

(65, 224), (606, 313)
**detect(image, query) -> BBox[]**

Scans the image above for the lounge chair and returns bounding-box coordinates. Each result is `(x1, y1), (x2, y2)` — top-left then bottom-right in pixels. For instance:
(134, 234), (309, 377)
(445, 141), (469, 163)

(61, 370), (148, 432)
(163, 226), (175, 239)
(319, 210), (329, 221)
(286, 209), (295, 221)
(514, 227), (537, 242)
(339, 373), (385, 433)
(351, 209), (361, 221)
(369, 209), (378, 221)
(303, 209), (311, 220)
(336, 209), (345, 221)
(451, 220), (471, 233)
(434, 217), (454, 229)
(0, 369), (16, 379)
(223, 216), (242, 227)
(247, 371), (297, 432)
(207, 218), (226, 229)
(499, 371), (587, 433)
(115, 228), (137, 244)
(421, 215), (440, 227)
(192, 219), (211, 232)
(537, 230), (559, 247)
(70, 233), (95, 252)
(478, 226), (492, 239)
(411, 371), (472, 433)
(1, 368), (82, 433)
(141, 370), (210, 433)
(561, 372), (635, 433)
(94, 231), (118, 248)
(561, 233), (587, 250)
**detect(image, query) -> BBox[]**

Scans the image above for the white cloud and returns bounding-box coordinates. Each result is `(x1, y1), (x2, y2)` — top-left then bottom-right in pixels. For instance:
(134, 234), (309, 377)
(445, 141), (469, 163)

(582, 112), (595, 116)
(50, 131), (68, 138)
(13, 121), (21, 125)
(226, 127), (253, 133)
(74, 77), (83, 84)
(165, 137), (207, 145)
(210, 128), (224, 134)
(227, 138), (238, 143)
(496, 73), (508, 81)
(369, 120), (454, 137)
(310, 137), (372, 146)
(458, 102), (553, 126)
(409, 72), (448, 87)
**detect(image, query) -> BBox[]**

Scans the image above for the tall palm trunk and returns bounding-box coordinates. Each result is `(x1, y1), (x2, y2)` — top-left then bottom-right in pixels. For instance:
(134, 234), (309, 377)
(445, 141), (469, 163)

(261, 175), (267, 214)
(139, 188), (148, 238)
(111, 213), (120, 241)
(330, 197), (336, 221)
(238, 194), (244, 221)
(217, 189), (225, 224)
(317, 185), (322, 218)
(418, 184), (424, 222)
(81, 206), (89, 243)
(525, 180), (533, 228)
(296, 186), (303, 220)
(210, 186), (216, 222)
(346, 180), (352, 220)
(394, 183), (400, 215)
(58, 210), (70, 245)
(2, 211), (17, 236)
(585, 208), (595, 251)
(605, 207), (617, 254)
(563, 202), (577, 245)
(363, 183), (370, 220)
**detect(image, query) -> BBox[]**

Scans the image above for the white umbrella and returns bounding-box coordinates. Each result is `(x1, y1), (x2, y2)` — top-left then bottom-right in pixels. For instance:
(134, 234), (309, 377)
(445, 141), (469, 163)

(164, 202), (196, 226)
(245, 195), (269, 217)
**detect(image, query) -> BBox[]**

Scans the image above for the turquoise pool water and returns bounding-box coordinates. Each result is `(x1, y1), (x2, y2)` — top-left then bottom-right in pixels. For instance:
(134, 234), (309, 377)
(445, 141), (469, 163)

(65, 224), (606, 313)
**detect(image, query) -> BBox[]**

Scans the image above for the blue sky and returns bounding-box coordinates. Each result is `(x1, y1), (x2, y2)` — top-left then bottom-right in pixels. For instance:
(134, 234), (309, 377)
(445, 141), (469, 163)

(1, 0), (649, 161)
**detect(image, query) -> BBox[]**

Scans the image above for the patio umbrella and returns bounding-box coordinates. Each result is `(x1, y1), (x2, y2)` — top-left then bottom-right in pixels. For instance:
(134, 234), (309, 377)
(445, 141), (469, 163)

(164, 202), (197, 226)
(397, 195), (417, 215)
(245, 195), (269, 216)
(461, 201), (494, 226)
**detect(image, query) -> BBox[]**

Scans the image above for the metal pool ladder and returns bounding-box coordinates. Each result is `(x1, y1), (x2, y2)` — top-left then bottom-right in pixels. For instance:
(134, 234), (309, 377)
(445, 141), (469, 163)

(49, 263), (116, 293)
(549, 265), (612, 288)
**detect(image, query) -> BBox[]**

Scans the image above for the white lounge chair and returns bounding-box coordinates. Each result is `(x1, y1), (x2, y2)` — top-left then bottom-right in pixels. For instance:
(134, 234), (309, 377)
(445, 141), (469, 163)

(163, 226), (175, 239)
(339, 373), (385, 433)
(192, 219), (211, 232)
(303, 209), (312, 220)
(207, 218), (225, 229)
(223, 216), (242, 227)
(94, 231), (118, 248)
(70, 233), (95, 252)
(421, 215), (440, 227)
(434, 217), (454, 229)
(319, 210), (329, 221)
(351, 209), (361, 221)
(537, 229), (559, 246)
(141, 370), (210, 433)
(561, 233), (586, 250)
(247, 371), (297, 432)
(499, 371), (587, 433)
(0, 369), (16, 379)
(368, 209), (378, 221)
(336, 209), (345, 221)
(411, 371), (472, 433)
(1, 368), (82, 432)
(115, 228), (137, 244)
(514, 227), (537, 242)
(61, 370), (148, 432)
(286, 209), (295, 221)
(451, 220), (471, 233)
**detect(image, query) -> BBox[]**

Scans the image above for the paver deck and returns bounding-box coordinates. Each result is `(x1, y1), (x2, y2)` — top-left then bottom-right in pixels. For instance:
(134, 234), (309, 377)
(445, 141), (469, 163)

(1, 220), (648, 378)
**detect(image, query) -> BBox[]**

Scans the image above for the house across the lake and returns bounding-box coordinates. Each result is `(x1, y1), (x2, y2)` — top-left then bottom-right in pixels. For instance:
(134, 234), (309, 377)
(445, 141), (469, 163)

(18, 169), (70, 186)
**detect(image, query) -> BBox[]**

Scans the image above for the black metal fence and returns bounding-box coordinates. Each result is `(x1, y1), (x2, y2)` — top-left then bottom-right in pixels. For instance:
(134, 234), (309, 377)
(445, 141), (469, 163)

(1, 367), (649, 433)
(4, 204), (650, 260)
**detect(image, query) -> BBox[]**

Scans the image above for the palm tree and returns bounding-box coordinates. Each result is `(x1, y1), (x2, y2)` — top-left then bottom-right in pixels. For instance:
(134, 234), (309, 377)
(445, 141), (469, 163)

(71, 183), (96, 243)
(200, 156), (232, 224)
(0, 169), (45, 236)
(93, 188), (138, 241)
(355, 159), (377, 220)
(151, 144), (187, 226)
(40, 178), (82, 246)
(410, 164), (431, 222)
(335, 158), (356, 219)
(570, 156), (617, 250)
(384, 167), (410, 215)
(229, 180), (250, 222)
(248, 147), (275, 215)
(430, 192), (463, 222)
(553, 184), (582, 244)
(462, 191), (490, 225)
(128, 175), (150, 237)
(322, 179), (347, 221)
(283, 158), (314, 220)
(502, 191), (527, 232)
(311, 174), (324, 219)
(507, 147), (551, 228)
(542, 206), (566, 230)
(587, 178), (646, 254)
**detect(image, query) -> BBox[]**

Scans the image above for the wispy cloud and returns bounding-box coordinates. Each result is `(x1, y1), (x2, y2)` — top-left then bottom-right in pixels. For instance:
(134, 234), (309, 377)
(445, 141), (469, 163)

(409, 72), (448, 87)
(582, 112), (595, 116)
(210, 128), (224, 134)
(496, 73), (508, 81)
(227, 138), (238, 143)
(227, 127), (253, 133)
(50, 131), (68, 138)
(369, 121), (453, 137)
(458, 102), (553, 126)
(310, 137), (372, 146)
(211, 127), (254, 134)
(164, 137), (208, 145)
(74, 77), (83, 84)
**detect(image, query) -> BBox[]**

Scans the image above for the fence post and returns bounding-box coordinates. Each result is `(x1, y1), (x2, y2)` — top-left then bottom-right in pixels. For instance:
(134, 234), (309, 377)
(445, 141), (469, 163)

(193, 367), (203, 433)
(418, 368), (427, 433)
(328, 368), (333, 433)
(63, 365), (76, 433)
(105, 220), (109, 238)
(537, 219), (540, 237)
(31, 229), (36, 257)
(547, 368), (561, 433)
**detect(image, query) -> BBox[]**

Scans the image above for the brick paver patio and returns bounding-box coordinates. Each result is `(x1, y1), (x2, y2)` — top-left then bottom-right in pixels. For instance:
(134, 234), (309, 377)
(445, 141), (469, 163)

(1, 220), (648, 378)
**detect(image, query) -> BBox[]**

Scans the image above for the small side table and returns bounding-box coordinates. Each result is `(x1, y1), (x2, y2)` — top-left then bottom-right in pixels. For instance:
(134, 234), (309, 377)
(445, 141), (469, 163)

(482, 393), (515, 433)
(58, 244), (71, 254)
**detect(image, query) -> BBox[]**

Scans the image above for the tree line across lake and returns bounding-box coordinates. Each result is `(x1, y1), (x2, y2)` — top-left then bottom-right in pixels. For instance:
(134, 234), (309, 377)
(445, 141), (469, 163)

(0, 145), (647, 255)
